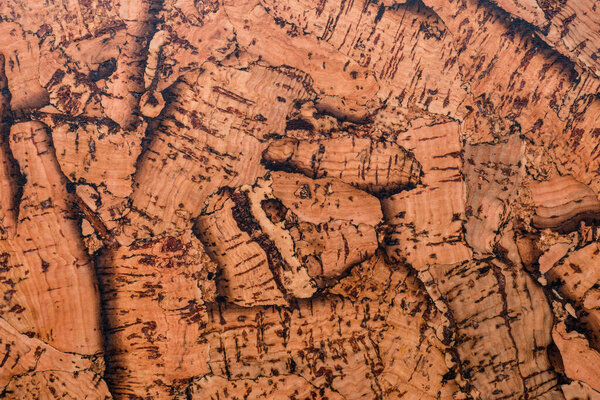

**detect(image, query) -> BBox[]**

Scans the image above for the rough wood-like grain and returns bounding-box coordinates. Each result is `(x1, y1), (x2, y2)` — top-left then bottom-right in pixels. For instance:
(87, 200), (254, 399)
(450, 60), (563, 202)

(530, 175), (600, 232)
(2, 0), (600, 398)
(493, 0), (600, 77)
(0, 317), (110, 399)
(463, 135), (526, 257)
(0, 121), (103, 355)
(195, 171), (381, 305)
(263, 137), (422, 196)
(383, 121), (472, 268)
(200, 251), (457, 400)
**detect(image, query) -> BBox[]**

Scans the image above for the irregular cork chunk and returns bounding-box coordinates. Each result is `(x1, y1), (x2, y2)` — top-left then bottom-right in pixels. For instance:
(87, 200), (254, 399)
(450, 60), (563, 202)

(195, 189), (290, 307)
(97, 232), (217, 398)
(546, 242), (600, 350)
(261, 0), (467, 116)
(561, 380), (600, 400)
(222, 0), (379, 121)
(201, 251), (457, 400)
(463, 135), (527, 256)
(0, 121), (103, 355)
(0, 317), (108, 396)
(422, 255), (562, 399)
(263, 136), (422, 196)
(383, 121), (471, 269)
(494, 0), (600, 77)
(196, 171), (381, 304)
(269, 170), (383, 226)
(553, 321), (600, 392)
(530, 175), (600, 232)
(3, 0), (600, 397)
(493, 0), (549, 26)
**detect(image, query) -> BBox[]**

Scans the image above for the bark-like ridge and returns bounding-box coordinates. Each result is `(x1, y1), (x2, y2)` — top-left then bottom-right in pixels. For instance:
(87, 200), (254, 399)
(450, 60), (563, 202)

(1, 0), (600, 399)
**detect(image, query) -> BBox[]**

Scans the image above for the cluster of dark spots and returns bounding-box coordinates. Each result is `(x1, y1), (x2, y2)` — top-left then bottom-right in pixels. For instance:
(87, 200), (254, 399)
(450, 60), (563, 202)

(3, 289), (15, 302)
(144, 91), (160, 106)
(139, 256), (155, 266)
(419, 21), (443, 40)
(273, 16), (286, 28)
(178, 299), (205, 324)
(55, 85), (84, 114)
(9, 304), (25, 313)
(0, 253), (10, 272)
(140, 321), (158, 343)
(295, 184), (312, 199)
(512, 95), (529, 111)
(88, 58), (117, 82)
(162, 236), (183, 252)
(261, 198), (288, 224)
(230, 191), (262, 234)
(37, 113), (121, 136)
(129, 238), (158, 251)
(538, 0), (567, 18)
(286, 118), (314, 131)
(35, 23), (52, 38)
(138, 282), (162, 299)
(47, 69), (66, 88)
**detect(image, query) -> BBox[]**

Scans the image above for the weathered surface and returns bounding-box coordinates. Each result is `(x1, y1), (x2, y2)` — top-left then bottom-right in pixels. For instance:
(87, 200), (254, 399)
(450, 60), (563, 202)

(201, 251), (458, 400)
(195, 188), (289, 307)
(195, 171), (381, 305)
(0, 317), (111, 399)
(263, 136), (422, 196)
(95, 62), (312, 397)
(561, 380), (600, 400)
(493, 0), (600, 77)
(185, 375), (345, 400)
(553, 322), (600, 392)
(0, 121), (103, 355)
(422, 255), (561, 399)
(463, 135), (526, 256)
(545, 242), (600, 350)
(269, 171), (383, 226)
(383, 121), (472, 268)
(260, 0), (468, 117)
(97, 232), (216, 398)
(2, 0), (600, 398)
(530, 175), (600, 232)
(125, 63), (310, 239)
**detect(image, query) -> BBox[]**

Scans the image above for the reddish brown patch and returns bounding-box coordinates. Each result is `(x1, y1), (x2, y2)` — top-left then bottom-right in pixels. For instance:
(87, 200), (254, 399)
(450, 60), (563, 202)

(162, 237), (183, 252)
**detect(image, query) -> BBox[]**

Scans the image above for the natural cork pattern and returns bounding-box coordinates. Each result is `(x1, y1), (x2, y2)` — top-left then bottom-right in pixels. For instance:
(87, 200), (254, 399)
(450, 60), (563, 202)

(1, 0), (600, 399)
